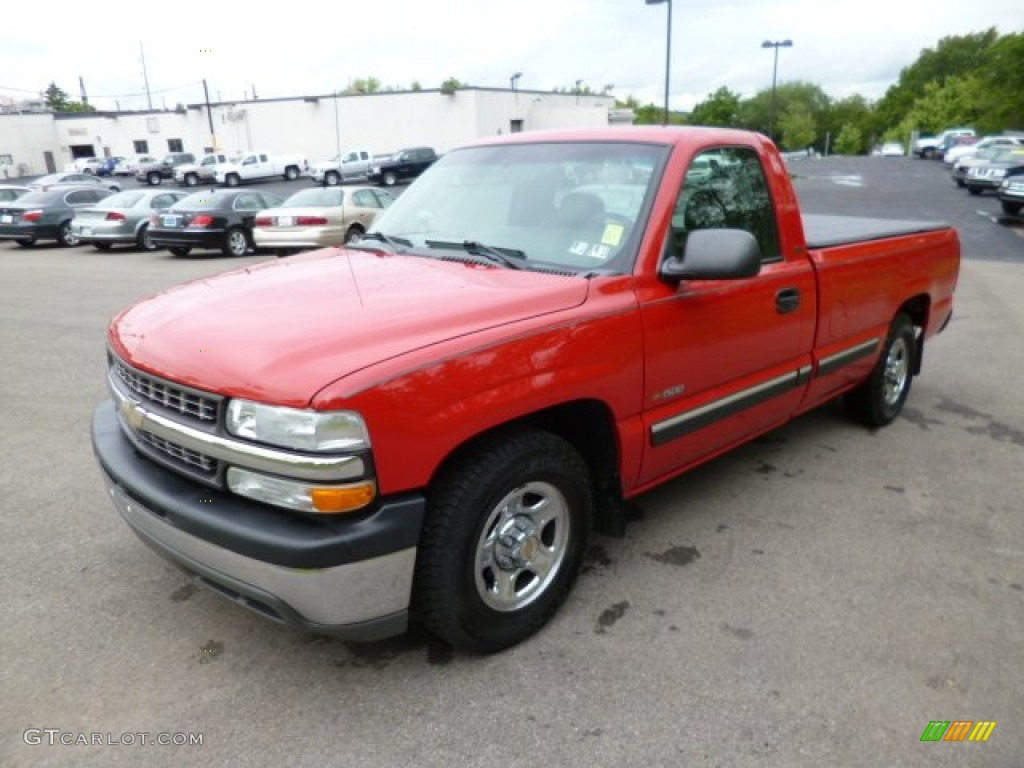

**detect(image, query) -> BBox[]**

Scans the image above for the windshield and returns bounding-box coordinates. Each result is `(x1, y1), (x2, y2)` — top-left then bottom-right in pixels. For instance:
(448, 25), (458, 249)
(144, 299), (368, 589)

(371, 141), (668, 274)
(172, 191), (233, 210)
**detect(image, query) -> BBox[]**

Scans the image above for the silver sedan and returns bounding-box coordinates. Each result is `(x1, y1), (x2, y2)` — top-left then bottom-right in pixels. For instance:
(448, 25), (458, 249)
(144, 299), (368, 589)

(72, 189), (190, 251)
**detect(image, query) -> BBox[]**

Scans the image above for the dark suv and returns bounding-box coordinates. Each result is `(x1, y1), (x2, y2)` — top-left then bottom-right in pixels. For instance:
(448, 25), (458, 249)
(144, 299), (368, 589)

(367, 147), (438, 187)
(135, 153), (196, 186)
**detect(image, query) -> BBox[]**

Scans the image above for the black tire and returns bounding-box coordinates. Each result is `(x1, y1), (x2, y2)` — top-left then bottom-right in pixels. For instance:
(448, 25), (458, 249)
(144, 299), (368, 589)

(954, 179), (965, 188)
(184, 173), (199, 187)
(922, 148), (935, 160)
(844, 314), (916, 428)
(92, 242), (113, 251)
(325, 171), (340, 187)
(1001, 200), (1022, 216)
(967, 186), (982, 196)
(147, 172), (161, 186)
(136, 224), (156, 251)
(382, 171), (398, 187)
(284, 166), (300, 181)
(169, 246), (191, 257)
(225, 173), (240, 188)
(414, 429), (592, 653)
(15, 238), (35, 247)
(56, 220), (79, 247)
(343, 225), (364, 244)
(222, 227), (249, 257)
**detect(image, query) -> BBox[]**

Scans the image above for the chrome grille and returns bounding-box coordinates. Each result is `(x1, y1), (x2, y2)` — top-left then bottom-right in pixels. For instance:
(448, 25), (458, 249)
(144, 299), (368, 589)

(113, 360), (218, 423)
(138, 431), (217, 476)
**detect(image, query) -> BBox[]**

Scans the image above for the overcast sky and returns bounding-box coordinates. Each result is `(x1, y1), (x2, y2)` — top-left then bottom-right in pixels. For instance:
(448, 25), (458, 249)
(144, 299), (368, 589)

(1, 0), (1020, 113)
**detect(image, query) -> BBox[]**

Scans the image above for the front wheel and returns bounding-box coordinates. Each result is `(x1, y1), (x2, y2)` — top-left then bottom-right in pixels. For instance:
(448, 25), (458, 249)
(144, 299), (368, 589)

(225, 173), (240, 188)
(1001, 200), (1022, 216)
(414, 429), (592, 653)
(184, 173), (199, 187)
(284, 166), (300, 181)
(967, 186), (982, 196)
(343, 225), (364, 244)
(136, 224), (156, 251)
(844, 313), (916, 427)
(222, 227), (249, 256)
(146, 172), (161, 186)
(169, 246), (191, 257)
(325, 171), (340, 186)
(382, 171), (397, 187)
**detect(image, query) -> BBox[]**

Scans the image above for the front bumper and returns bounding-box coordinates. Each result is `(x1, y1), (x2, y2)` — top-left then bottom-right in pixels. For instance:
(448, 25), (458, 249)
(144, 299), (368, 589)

(92, 400), (425, 639)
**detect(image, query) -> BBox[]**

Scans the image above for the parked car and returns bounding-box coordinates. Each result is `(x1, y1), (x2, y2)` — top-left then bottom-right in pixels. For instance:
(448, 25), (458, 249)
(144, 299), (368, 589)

(64, 157), (106, 175)
(951, 146), (1001, 188)
(253, 185), (395, 252)
(71, 189), (189, 251)
(997, 166), (1024, 216)
(965, 148), (1024, 195)
(367, 146), (438, 186)
(212, 151), (308, 186)
(28, 172), (120, 193)
(944, 135), (1022, 164)
(0, 185), (113, 246)
(913, 128), (975, 159)
(173, 153), (230, 187)
(98, 157), (125, 177)
(116, 155), (157, 176)
(880, 142), (905, 157)
(0, 184), (31, 203)
(147, 188), (284, 256)
(309, 149), (375, 186)
(135, 152), (197, 186)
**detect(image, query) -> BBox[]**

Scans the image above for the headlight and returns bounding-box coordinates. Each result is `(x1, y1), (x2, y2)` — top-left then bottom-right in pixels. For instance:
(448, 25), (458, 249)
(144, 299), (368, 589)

(226, 399), (370, 452)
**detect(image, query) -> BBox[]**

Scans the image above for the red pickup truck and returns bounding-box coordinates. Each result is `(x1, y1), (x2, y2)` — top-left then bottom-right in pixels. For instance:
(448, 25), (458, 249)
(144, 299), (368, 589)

(92, 127), (960, 653)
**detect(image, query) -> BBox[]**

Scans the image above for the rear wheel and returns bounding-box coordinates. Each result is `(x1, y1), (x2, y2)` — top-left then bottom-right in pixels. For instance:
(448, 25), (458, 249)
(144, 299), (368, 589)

(222, 227), (249, 256)
(954, 179), (965, 188)
(284, 166), (300, 181)
(845, 313), (916, 428)
(1001, 200), (1022, 216)
(146, 172), (161, 186)
(184, 173), (199, 187)
(169, 246), (191, 257)
(136, 224), (156, 251)
(414, 429), (592, 653)
(56, 221), (79, 247)
(382, 171), (398, 187)
(343, 225), (364, 244)
(325, 171), (340, 186)
(225, 173), (240, 187)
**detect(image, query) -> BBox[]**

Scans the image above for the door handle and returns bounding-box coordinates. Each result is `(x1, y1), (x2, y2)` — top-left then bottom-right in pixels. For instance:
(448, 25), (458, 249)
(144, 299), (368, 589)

(776, 287), (801, 314)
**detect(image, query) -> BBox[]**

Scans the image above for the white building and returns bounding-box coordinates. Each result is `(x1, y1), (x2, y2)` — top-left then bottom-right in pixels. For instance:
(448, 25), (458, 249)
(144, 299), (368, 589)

(0, 87), (630, 177)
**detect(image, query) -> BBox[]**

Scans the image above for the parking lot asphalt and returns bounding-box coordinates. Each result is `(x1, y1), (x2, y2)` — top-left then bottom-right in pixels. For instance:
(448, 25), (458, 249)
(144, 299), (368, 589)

(1, 157), (1022, 768)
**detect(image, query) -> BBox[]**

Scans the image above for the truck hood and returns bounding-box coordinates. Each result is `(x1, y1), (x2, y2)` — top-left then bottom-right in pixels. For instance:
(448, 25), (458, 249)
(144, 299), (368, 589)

(110, 249), (589, 406)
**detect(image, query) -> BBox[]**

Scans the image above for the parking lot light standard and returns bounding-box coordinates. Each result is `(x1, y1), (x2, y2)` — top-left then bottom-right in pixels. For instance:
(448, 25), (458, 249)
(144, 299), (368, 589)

(762, 39), (793, 143)
(645, 0), (672, 126)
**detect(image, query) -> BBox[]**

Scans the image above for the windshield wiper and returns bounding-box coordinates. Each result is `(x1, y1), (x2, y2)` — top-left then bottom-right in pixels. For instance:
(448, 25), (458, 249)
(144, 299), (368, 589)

(351, 232), (412, 252)
(425, 239), (526, 270)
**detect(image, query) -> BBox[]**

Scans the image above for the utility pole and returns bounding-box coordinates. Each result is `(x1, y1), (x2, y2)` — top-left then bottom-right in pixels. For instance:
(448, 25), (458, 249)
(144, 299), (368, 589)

(78, 76), (88, 105)
(140, 41), (153, 110)
(203, 79), (218, 151)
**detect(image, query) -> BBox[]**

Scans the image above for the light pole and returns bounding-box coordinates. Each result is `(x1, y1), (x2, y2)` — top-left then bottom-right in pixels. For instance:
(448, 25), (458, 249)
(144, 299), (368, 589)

(575, 79), (583, 105)
(761, 39), (792, 142)
(510, 72), (522, 92)
(645, 0), (671, 126)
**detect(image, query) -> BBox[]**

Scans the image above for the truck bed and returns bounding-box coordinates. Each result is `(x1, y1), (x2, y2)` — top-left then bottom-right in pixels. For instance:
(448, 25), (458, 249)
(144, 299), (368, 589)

(802, 214), (949, 249)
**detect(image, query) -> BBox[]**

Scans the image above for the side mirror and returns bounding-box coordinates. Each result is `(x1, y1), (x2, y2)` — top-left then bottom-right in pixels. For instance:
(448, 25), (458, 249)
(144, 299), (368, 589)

(659, 228), (762, 283)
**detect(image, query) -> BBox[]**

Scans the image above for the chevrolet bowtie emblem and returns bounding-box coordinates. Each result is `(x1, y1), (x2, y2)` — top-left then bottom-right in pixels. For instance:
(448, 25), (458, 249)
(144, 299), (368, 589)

(119, 396), (146, 432)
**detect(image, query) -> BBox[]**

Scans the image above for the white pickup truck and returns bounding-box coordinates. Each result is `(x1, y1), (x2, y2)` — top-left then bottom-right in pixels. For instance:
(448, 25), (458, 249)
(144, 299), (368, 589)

(174, 152), (230, 187)
(308, 149), (374, 185)
(213, 151), (308, 186)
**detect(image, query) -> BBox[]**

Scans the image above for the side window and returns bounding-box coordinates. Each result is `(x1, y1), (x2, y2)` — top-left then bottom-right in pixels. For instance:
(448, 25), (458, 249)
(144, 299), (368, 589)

(352, 190), (376, 208)
(259, 154), (268, 163)
(66, 190), (90, 205)
(360, 152), (369, 161)
(242, 156), (256, 166)
(234, 194), (260, 210)
(670, 146), (780, 263)
(373, 190), (395, 208)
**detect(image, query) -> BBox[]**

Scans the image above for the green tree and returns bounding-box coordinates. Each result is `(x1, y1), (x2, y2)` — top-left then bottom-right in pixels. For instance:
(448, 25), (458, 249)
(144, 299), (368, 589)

(824, 94), (873, 153)
(976, 32), (1024, 132)
(43, 82), (70, 110)
(834, 124), (864, 155)
(440, 77), (463, 94)
(689, 86), (741, 127)
(347, 77), (382, 94)
(410, 81), (422, 91)
(739, 81), (831, 145)
(778, 103), (816, 150)
(892, 74), (982, 138)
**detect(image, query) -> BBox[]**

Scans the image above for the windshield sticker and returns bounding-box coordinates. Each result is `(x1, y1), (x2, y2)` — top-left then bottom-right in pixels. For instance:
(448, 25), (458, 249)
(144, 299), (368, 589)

(602, 223), (625, 246)
(569, 241), (590, 256)
(587, 244), (611, 260)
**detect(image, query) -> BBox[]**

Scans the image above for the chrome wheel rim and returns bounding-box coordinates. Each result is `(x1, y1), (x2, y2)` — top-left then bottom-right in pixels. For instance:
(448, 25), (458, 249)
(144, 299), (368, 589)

(883, 337), (909, 406)
(140, 227), (154, 250)
(62, 224), (79, 246)
(228, 231), (247, 255)
(474, 481), (569, 612)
